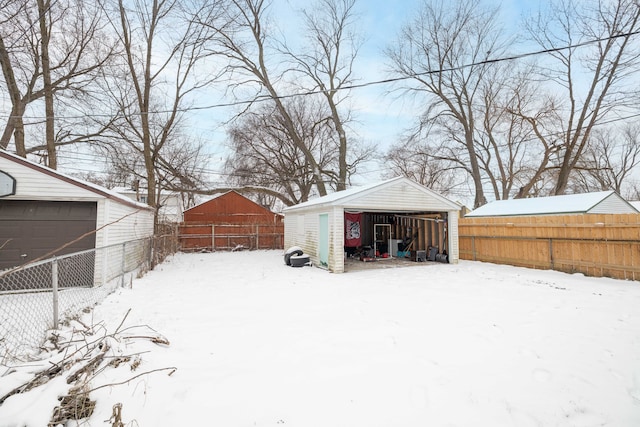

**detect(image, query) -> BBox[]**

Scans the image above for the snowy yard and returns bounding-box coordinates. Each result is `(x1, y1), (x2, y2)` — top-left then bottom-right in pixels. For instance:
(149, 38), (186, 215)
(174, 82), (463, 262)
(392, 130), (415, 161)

(1, 250), (640, 426)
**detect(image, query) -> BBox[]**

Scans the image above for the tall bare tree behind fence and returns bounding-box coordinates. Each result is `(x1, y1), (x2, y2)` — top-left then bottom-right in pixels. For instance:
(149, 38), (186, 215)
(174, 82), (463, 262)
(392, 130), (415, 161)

(459, 214), (640, 281)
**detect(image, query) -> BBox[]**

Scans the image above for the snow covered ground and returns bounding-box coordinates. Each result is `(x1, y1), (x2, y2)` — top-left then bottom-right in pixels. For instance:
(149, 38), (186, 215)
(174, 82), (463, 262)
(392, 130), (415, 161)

(1, 250), (640, 426)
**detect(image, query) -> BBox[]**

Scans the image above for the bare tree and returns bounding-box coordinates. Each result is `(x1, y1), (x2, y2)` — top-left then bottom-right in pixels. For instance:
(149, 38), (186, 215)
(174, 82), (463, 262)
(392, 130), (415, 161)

(383, 134), (467, 199)
(475, 64), (570, 200)
(0, 0), (29, 155)
(385, 0), (508, 207)
(0, 0), (114, 165)
(526, 0), (640, 195)
(199, 0), (331, 196)
(571, 124), (640, 194)
(36, 0), (56, 167)
(224, 97), (336, 206)
(202, 0), (368, 196)
(102, 0), (220, 212)
(285, 0), (362, 191)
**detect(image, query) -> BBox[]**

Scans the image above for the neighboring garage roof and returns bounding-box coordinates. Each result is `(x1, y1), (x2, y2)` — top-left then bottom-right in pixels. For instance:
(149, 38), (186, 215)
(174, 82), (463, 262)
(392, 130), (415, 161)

(283, 176), (461, 213)
(466, 190), (639, 217)
(0, 150), (151, 211)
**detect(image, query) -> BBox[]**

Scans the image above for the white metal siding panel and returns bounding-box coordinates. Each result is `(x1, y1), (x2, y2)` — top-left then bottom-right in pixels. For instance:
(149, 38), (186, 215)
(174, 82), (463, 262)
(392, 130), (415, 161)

(341, 182), (456, 212)
(285, 208), (345, 272)
(447, 211), (459, 264)
(589, 194), (638, 214)
(1, 158), (103, 200)
(303, 211), (319, 264)
(330, 206), (345, 273)
(99, 199), (154, 247)
(284, 211), (316, 261)
(284, 179), (460, 215)
(283, 214), (298, 249)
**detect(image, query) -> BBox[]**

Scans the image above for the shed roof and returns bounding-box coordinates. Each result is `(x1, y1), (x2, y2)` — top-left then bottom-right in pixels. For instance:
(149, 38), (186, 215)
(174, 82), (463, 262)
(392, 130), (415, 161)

(184, 190), (283, 216)
(283, 176), (461, 213)
(466, 191), (638, 217)
(0, 150), (151, 211)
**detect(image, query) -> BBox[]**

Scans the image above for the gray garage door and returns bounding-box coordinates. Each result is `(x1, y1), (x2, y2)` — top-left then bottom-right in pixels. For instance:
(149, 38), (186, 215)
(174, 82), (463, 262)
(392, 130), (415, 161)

(0, 201), (97, 286)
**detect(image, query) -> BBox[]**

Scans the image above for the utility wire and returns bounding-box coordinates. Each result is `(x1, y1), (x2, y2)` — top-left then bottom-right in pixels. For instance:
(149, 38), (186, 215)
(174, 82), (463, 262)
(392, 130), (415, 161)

(1, 29), (639, 121)
(4, 0), (59, 51)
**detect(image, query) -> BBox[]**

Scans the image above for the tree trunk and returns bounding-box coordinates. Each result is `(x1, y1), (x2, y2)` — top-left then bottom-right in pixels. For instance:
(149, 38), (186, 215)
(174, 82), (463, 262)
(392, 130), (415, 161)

(327, 99), (348, 191)
(37, 0), (57, 169)
(0, 34), (25, 153)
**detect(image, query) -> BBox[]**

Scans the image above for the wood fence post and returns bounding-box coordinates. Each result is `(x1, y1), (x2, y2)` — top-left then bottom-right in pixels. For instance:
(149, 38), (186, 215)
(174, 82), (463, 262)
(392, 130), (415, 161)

(211, 224), (215, 251)
(549, 238), (554, 269)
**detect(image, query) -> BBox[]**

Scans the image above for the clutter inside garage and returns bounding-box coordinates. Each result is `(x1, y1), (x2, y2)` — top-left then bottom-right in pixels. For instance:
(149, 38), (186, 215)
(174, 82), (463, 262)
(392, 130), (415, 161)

(344, 211), (449, 263)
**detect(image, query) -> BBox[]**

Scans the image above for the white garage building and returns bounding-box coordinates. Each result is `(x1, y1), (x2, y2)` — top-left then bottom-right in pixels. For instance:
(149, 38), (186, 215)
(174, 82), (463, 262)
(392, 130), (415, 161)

(0, 150), (154, 287)
(283, 177), (461, 273)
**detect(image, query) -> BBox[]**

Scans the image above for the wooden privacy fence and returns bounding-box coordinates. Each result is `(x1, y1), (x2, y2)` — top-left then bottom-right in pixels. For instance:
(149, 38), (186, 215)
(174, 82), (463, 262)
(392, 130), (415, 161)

(178, 223), (284, 251)
(458, 214), (640, 281)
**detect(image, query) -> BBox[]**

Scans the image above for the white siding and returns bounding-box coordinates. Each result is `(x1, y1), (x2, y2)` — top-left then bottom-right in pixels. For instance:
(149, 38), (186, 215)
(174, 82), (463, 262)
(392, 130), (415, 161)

(330, 206), (345, 273)
(447, 211), (459, 264)
(115, 188), (183, 223)
(97, 199), (154, 247)
(302, 211), (319, 262)
(589, 194), (638, 214)
(340, 181), (456, 212)
(283, 214), (297, 249)
(284, 211), (320, 266)
(1, 157), (104, 200)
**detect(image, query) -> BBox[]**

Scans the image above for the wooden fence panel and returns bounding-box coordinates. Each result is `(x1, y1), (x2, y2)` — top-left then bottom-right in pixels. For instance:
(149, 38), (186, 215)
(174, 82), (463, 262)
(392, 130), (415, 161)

(178, 223), (284, 251)
(459, 214), (640, 281)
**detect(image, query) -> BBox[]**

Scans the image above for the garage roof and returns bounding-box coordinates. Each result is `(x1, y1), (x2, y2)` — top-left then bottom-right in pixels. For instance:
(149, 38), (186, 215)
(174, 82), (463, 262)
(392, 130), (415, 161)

(466, 191), (638, 217)
(0, 150), (151, 211)
(283, 176), (461, 213)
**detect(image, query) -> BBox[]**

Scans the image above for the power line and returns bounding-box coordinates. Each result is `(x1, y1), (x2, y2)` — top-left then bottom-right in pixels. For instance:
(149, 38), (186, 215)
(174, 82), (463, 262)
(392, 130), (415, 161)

(181, 29), (640, 112)
(4, 0), (60, 51)
(1, 29), (639, 121)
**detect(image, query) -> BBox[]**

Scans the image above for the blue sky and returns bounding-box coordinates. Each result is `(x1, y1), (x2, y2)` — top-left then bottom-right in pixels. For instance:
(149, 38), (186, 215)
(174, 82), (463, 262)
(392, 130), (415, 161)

(195, 0), (540, 189)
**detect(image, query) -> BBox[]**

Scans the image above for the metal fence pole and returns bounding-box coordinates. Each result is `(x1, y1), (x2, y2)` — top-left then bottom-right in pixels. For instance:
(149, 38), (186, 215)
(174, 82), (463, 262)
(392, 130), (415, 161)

(52, 257), (59, 330)
(148, 236), (154, 269)
(1, 237), (181, 361)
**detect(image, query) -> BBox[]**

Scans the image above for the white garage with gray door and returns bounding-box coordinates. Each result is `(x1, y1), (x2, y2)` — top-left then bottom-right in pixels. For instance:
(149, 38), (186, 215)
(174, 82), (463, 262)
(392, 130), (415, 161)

(0, 151), (154, 288)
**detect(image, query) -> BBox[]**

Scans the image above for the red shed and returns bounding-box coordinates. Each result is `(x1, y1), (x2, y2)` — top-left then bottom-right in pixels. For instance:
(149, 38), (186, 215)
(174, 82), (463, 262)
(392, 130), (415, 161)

(179, 191), (284, 251)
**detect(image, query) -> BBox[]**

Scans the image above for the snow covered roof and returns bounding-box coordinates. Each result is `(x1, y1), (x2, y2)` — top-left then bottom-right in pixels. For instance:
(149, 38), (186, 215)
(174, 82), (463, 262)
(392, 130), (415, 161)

(466, 191), (639, 217)
(0, 150), (152, 211)
(283, 176), (461, 213)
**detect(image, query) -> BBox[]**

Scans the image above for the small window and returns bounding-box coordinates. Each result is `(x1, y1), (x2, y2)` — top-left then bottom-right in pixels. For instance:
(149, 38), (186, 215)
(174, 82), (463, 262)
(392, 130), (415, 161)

(139, 195), (148, 203)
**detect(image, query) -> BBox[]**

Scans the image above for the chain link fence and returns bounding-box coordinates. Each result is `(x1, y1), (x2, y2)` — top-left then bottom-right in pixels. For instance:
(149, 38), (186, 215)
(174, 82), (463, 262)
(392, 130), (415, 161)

(0, 236), (176, 362)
